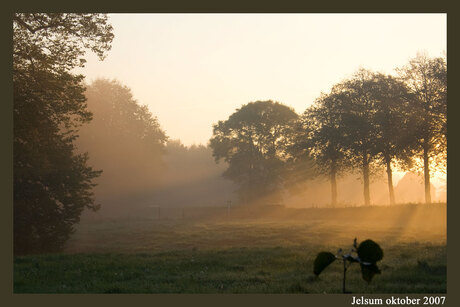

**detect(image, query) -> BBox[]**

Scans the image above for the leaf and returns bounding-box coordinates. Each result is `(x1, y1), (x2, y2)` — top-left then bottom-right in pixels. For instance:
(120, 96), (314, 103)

(357, 239), (384, 263)
(360, 263), (381, 283)
(313, 252), (336, 276)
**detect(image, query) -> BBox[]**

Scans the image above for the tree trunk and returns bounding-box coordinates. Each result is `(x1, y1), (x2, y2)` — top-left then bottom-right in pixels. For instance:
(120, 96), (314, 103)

(363, 155), (371, 206)
(423, 145), (432, 204)
(385, 157), (396, 205)
(330, 162), (338, 208)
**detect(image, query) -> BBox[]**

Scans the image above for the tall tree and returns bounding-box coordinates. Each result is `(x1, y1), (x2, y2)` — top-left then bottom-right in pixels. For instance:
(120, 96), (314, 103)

(369, 73), (415, 205)
(397, 53), (447, 204)
(334, 69), (380, 206)
(13, 14), (114, 254)
(209, 101), (299, 206)
(299, 92), (349, 207)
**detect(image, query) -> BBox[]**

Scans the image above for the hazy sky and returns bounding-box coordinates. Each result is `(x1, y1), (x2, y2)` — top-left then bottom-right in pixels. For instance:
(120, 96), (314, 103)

(77, 13), (446, 147)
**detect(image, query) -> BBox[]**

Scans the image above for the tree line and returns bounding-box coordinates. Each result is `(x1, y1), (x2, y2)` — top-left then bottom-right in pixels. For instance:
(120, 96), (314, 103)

(76, 81), (235, 213)
(210, 57), (446, 207)
(13, 13), (446, 255)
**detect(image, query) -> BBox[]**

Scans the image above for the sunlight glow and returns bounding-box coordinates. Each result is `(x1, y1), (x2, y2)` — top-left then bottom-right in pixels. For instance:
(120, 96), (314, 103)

(75, 14), (446, 147)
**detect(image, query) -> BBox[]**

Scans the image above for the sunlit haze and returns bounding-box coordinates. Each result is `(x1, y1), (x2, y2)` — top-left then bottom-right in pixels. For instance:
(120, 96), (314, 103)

(14, 13), (448, 292)
(75, 13), (446, 188)
(77, 14), (446, 145)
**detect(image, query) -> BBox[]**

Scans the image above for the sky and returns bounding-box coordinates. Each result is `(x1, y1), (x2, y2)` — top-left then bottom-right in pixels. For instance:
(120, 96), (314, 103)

(77, 13), (446, 149)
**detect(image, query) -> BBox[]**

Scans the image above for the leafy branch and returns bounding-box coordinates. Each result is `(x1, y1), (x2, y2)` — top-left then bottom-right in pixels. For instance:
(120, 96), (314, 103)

(313, 238), (384, 293)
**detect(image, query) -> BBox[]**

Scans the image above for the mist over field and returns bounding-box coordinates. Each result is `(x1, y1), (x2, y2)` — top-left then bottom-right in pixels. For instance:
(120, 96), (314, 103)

(13, 13), (446, 294)
(74, 79), (445, 219)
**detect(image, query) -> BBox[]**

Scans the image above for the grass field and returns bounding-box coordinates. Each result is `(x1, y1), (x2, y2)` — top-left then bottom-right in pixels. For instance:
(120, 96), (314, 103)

(14, 204), (447, 293)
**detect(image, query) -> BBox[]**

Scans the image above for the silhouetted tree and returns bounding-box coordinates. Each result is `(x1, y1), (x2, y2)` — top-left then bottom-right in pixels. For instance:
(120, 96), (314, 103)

(13, 14), (114, 254)
(76, 79), (168, 203)
(333, 69), (381, 206)
(210, 101), (299, 206)
(370, 73), (414, 205)
(297, 92), (351, 207)
(397, 53), (447, 204)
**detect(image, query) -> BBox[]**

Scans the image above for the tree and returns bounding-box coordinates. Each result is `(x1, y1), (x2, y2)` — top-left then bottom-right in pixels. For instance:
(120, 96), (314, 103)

(333, 69), (381, 206)
(76, 79), (168, 203)
(370, 73), (414, 205)
(397, 53), (447, 204)
(209, 101), (299, 206)
(299, 92), (349, 207)
(13, 14), (114, 254)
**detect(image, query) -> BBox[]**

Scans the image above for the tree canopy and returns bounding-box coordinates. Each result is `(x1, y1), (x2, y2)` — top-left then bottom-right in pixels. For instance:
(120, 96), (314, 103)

(369, 73), (413, 205)
(397, 53), (447, 204)
(328, 69), (382, 206)
(299, 91), (350, 207)
(210, 100), (301, 205)
(298, 68), (439, 206)
(13, 13), (114, 255)
(76, 79), (168, 202)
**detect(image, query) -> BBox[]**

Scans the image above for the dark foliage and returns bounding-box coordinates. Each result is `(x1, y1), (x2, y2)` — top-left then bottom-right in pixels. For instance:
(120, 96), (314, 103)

(13, 13), (113, 255)
(313, 238), (384, 291)
(357, 239), (384, 263)
(209, 100), (305, 205)
(313, 251), (336, 276)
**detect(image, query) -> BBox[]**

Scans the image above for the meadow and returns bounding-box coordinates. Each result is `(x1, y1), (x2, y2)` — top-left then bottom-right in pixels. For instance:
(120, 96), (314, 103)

(14, 204), (447, 293)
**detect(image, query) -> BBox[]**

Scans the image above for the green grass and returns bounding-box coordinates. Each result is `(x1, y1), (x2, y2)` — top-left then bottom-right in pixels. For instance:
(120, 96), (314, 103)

(14, 204), (447, 293)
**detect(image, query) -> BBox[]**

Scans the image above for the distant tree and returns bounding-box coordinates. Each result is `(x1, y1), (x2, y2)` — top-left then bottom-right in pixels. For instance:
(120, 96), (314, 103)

(299, 92), (349, 207)
(209, 101), (299, 206)
(397, 53), (447, 204)
(151, 140), (236, 208)
(13, 14), (114, 254)
(76, 79), (168, 202)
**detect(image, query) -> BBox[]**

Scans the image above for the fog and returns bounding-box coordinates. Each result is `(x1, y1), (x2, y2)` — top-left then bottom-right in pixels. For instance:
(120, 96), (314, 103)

(285, 171), (445, 208)
(13, 16), (447, 295)
(75, 80), (445, 222)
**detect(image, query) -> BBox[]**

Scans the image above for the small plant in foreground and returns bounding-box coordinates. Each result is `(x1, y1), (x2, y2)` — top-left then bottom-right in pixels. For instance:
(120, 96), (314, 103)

(313, 238), (384, 293)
